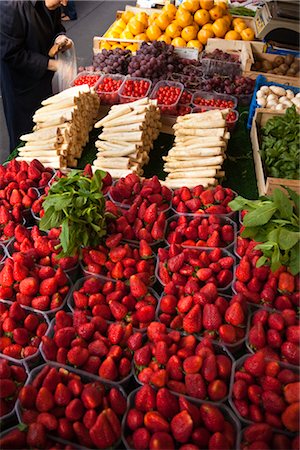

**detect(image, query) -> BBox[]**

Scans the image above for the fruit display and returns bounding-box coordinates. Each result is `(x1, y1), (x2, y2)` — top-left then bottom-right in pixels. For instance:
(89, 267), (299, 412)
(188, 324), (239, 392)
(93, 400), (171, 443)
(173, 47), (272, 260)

(17, 364), (127, 448)
(69, 275), (158, 330)
(151, 81), (183, 115)
(157, 244), (235, 289)
(252, 54), (300, 78)
(192, 91), (236, 109)
(0, 427), (80, 450)
(230, 353), (300, 432)
(256, 85), (300, 112)
(0, 301), (49, 361)
(17, 85), (100, 169)
(247, 307), (299, 366)
(200, 74), (255, 101)
(123, 385), (239, 449)
(134, 322), (233, 401)
(41, 309), (140, 378)
(172, 184), (236, 214)
(93, 48), (131, 74)
(102, 1), (255, 50)
(81, 238), (156, 284)
(119, 77), (152, 101)
(241, 423), (299, 449)
(0, 357), (28, 418)
(166, 214), (236, 249)
(92, 98), (161, 177)
(163, 109), (229, 188)
(0, 257), (70, 313)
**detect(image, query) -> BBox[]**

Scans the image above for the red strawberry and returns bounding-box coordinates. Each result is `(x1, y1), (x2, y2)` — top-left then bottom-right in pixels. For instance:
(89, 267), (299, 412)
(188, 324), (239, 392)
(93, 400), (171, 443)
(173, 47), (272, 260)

(90, 408), (121, 448)
(149, 432), (175, 450)
(203, 304), (222, 331)
(99, 356), (118, 381)
(135, 385), (156, 412)
(35, 387), (54, 412)
(26, 422), (47, 449)
(183, 304), (202, 334)
(54, 383), (72, 406)
(144, 411), (170, 433)
(244, 353), (266, 377)
(130, 274), (148, 298)
(185, 373), (206, 399)
(249, 323), (266, 350)
(37, 412), (58, 431)
(67, 346), (89, 367)
(200, 404), (225, 432)
(65, 398), (84, 421)
(171, 410), (193, 443)
(225, 302), (245, 326)
(0, 428), (27, 449)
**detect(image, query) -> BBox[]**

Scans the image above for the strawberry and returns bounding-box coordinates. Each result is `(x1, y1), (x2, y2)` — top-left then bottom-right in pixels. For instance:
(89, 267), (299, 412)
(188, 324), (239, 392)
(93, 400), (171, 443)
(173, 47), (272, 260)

(99, 356), (118, 381)
(37, 412), (58, 431)
(130, 274), (148, 298)
(185, 373), (206, 399)
(156, 387), (179, 420)
(200, 404), (225, 433)
(35, 387), (54, 412)
(109, 300), (128, 321)
(149, 432), (175, 450)
(171, 410), (193, 443)
(127, 408), (144, 431)
(26, 422), (47, 449)
(135, 385), (156, 412)
(244, 353), (266, 377)
(0, 428), (27, 449)
(203, 304), (222, 331)
(90, 408), (121, 448)
(248, 323), (266, 350)
(19, 277), (39, 296)
(65, 398), (84, 421)
(225, 302), (245, 326)
(132, 427), (151, 450)
(144, 411), (170, 433)
(67, 346), (89, 367)
(182, 304), (202, 334)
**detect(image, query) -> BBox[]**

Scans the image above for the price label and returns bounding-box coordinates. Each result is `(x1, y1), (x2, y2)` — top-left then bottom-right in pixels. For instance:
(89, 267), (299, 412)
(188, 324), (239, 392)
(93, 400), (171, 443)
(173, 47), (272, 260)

(174, 47), (199, 60)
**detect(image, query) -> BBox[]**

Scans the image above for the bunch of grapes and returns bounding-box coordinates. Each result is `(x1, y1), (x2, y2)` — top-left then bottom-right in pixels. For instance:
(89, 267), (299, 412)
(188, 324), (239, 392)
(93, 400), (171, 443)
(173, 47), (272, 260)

(203, 49), (240, 63)
(127, 41), (179, 83)
(93, 48), (131, 74)
(199, 75), (255, 96)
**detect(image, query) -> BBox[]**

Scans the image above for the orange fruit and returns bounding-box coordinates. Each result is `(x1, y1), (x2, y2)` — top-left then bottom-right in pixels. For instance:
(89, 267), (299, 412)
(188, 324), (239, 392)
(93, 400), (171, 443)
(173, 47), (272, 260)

(212, 18), (229, 37)
(198, 28), (214, 45)
(202, 23), (214, 31)
(156, 13), (171, 31)
(135, 32), (149, 41)
(194, 9), (210, 26)
(158, 34), (172, 44)
(192, 21), (200, 32)
(182, 0), (200, 14)
(146, 23), (162, 41)
(120, 30), (134, 39)
(121, 11), (135, 24)
(135, 12), (149, 27)
(224, 30), (241, 40)
(187, 40), (203, 50)
(199, 0), (214, 10)
(217, 1), (228, 12)
(114, 19), (127, 30)
(149, 12), (160, 25)
(209, 5), (224, 21)
(234, 21), (247, 34)
(162, 3), (177, 20)
(100, 42), (111, 50)
(176, 9), (193, 28)
(172, 37), (187, 47)
(128, 18), (145, 36)
(181, 25), (198, 41)
(240, 27), (255, 41)
(166, 22), (182, 38)
(222, 14), (232, 27)
(232, 17), (245, 27)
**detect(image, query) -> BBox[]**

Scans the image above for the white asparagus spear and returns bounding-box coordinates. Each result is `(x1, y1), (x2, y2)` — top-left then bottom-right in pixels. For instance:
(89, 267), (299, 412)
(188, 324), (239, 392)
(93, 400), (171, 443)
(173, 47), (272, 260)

(101, 113), (147, 128)
(164, 155), (224, 168)
(174, 128), (225, 137)
(163, 178), (216, 188)
(163, 165), (222, 173)
(95, 106), (132, 128)
(95, 158), (130, 170)
(175, 120), (226, 132)
(33, 107), (75, 123)
(168, 169), (217, 178)
(42, 85), (90, 105)
(95, 141), (138, 150)
(20, 127), (60, 142)
(92, 166), (133, 178)
(18, 149), (63, 157)
(16, 155), (65, 165)
(168, 147), (223, 157)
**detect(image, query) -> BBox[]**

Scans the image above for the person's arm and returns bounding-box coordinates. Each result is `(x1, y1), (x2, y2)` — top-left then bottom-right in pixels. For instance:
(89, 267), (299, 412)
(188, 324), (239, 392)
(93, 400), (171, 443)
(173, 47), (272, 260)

(0, 2), (54, 78)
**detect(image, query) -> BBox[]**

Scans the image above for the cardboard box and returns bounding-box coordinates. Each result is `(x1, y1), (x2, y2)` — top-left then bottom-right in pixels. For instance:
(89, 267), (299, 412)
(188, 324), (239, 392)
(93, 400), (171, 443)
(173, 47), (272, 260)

(244, 52), (300, 86)
(250, 108), (300, 196)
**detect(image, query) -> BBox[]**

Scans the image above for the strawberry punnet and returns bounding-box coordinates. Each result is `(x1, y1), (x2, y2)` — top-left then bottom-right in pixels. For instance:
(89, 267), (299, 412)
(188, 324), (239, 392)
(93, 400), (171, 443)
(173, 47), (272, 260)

(158, 245), (234, 290)
(0, 357), (27, 418)
(0, 301), (49, 360)
(134, 323), (232, 402)
(230, 353), (300, 432)
(241, 423), (299, 450)
(109, 174), (172, 211)
(235, 236), (299, 309)
(124, 385), (237, 449)
(71, 276), (158, 330)
(41, 310), (140, 382)
(247, 307), (300, 366)
(172, 185), (236, 214)
(17, 364), (126, 449)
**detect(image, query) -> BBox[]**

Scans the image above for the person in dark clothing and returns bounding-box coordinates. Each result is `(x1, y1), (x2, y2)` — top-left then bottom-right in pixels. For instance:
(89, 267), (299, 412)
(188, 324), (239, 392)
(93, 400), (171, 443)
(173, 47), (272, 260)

(62, 0), (77, 21)
(0, 0), (72, 151)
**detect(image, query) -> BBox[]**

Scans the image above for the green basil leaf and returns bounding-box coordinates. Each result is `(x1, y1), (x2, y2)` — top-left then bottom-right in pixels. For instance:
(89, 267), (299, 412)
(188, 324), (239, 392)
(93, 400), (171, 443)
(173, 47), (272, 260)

(256, 255), (268, 267)
(243, 203), (277, 227)
(39, 206), (58, 230)
(272, 188), (293, 219)
(60, 220), (69, 253)
(283, 185), (300, 216)
(289, 242), (300, 275)
(278, 228), (300, 250)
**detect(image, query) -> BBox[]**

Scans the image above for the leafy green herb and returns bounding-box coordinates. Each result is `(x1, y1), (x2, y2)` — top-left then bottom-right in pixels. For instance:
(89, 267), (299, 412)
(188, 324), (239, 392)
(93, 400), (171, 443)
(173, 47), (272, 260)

(229, 188), (300, 274)
(40, 169), (109, 257)
(260, 106), (300, 180)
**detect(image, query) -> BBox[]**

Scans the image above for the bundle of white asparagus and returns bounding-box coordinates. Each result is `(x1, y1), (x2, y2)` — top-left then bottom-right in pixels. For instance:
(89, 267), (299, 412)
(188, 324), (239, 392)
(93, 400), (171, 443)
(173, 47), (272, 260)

(92, 98), (161, 178)
(162, 109), (230, 188)
(16, 85), (100, 169)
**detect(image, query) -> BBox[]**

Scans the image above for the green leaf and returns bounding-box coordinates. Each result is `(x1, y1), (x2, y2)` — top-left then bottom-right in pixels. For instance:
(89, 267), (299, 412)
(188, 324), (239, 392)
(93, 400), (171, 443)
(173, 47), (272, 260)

(267, 228), (280, 244)
(256, 255), (268, 267)
(289, 242), (300, 275)
(283, 185), (300, 216)
(272, 188), (293, 219)
(60, 219), (70, 253)
(255, 242), (275, 252)
(243, 203), (277, 227)
(39, 207), (59, 231)
(270, 244), (281, 272)
(278, 228), (300, 250)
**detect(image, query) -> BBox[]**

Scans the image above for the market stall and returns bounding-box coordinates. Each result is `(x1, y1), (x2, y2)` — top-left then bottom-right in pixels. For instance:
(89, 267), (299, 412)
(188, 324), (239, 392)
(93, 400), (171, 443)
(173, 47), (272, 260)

(0, 1), (299, 449)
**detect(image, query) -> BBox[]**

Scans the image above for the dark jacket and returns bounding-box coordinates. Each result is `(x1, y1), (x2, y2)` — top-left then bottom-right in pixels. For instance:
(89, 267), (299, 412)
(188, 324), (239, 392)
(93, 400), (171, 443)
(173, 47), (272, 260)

(0, 1), (64, 151)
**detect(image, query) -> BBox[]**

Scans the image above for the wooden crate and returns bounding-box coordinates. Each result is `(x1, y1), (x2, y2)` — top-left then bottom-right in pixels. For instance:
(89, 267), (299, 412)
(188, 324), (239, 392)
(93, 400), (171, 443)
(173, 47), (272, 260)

(244, 52), (300, 86)
(250, 108), (300, 196)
